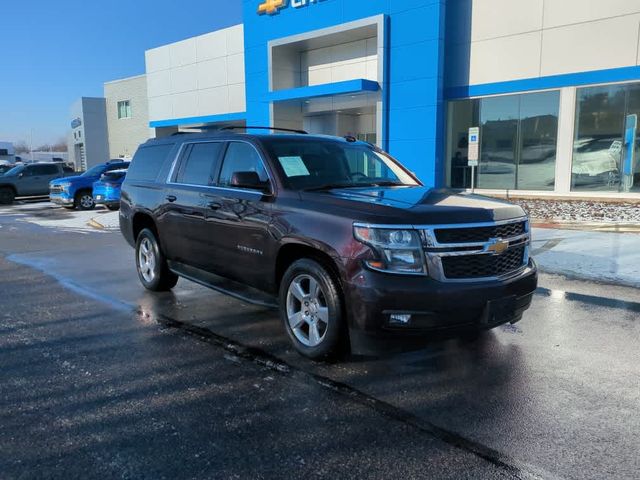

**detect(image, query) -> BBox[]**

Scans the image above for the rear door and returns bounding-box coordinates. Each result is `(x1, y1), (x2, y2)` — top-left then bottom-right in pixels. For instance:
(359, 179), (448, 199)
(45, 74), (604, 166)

(160, 141), (225, 270)
(19, 164), (59, 195)
(204, 141), (276, 288)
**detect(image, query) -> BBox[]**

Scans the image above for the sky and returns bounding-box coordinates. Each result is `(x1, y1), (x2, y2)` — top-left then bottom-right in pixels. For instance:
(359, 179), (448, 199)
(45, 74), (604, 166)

(0, 0), (243, 147)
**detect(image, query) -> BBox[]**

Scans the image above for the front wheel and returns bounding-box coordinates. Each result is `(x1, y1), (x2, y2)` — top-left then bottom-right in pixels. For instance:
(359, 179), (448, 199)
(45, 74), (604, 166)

(279, 259), (345, 359)
(135, 228), (179, 291)
(75, 191), (95, 210)
(0, 187), (15, 205)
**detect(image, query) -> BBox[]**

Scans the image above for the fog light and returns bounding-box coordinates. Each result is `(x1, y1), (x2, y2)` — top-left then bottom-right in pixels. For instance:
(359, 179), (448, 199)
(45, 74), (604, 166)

(389, 314), (412, 326)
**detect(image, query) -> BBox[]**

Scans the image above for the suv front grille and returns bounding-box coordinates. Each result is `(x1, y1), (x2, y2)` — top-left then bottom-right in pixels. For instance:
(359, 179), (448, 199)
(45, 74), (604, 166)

(434, 221), (526, 244)
(422, 218), (530, 282)
(50, 185), (64, 194)
(441, 246), (526, 279)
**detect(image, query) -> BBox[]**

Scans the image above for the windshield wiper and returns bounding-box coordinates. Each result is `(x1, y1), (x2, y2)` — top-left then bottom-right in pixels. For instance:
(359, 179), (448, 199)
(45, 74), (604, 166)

(303, 183), (363, 192)
(367, 181), (409, 187)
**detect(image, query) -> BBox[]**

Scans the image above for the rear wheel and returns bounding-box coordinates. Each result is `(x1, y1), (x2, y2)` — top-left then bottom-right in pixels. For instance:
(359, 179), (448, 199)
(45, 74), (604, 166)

(135, 228), (179, 291)
(75, 191), (95, 210)
(279, 259), (345, 359)
(0, 187), (15, 205)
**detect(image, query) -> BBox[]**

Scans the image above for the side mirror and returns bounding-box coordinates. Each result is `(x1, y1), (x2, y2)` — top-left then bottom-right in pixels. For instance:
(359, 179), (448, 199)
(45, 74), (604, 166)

(230, 171), (268, 192)
(18, 172), (24, 178)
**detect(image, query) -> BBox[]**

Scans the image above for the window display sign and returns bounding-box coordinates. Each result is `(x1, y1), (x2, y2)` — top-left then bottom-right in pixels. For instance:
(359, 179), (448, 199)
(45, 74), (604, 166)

(468, 127), (479, 167)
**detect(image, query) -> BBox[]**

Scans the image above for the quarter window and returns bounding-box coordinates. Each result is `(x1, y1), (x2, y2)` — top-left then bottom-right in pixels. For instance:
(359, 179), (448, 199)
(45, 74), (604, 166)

(127, 144), (175, 182)
(175, 142), (223, 186)
(117, 100), (132, 119)
(218, 142), (269, 188)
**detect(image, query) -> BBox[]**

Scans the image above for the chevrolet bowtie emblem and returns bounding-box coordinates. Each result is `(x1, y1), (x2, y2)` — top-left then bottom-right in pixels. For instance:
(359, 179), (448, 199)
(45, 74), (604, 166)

(258, 0), (286, 15)
(485, 239), (509, 255)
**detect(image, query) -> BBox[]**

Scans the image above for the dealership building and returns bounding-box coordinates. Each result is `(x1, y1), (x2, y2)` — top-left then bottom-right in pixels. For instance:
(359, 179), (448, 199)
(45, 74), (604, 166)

(94, 0), (640, 199)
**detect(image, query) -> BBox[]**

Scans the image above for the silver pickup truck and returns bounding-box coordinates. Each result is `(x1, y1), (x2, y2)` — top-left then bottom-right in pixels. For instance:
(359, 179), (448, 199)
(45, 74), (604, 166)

(0, 163), (74, 204)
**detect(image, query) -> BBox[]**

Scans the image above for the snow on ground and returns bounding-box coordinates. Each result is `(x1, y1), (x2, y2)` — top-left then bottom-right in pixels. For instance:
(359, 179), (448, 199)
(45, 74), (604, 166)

(532, 227), (640, 288)
(0, 201), (114, 234)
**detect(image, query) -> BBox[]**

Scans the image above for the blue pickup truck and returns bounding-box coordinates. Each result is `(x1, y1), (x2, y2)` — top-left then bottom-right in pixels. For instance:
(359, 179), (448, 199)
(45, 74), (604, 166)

(49, 160), (130, 210)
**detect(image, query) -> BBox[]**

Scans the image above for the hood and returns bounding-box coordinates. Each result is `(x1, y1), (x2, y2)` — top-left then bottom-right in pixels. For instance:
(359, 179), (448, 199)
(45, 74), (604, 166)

(300, 186), (526, 224)
(50, 175), (91, 185)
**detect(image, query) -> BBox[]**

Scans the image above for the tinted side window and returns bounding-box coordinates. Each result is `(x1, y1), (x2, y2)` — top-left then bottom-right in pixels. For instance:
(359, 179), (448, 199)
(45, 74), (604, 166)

(218, 142), (269, 188)
(175, 142), (223, 186)
(127, 145), (174, 182)
(28, 165), (57, 175)
(41, 164), (60, 175)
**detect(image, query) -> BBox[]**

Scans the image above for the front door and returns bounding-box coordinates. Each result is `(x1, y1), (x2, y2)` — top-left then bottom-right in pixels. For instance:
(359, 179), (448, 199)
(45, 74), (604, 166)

(203, 141), (275, 289)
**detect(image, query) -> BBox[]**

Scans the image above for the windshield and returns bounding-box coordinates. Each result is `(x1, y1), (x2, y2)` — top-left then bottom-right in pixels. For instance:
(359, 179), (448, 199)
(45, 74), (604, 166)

(262, 138), (420, 191)
(4, 165), (25, 176)
(81, 165), (106, 177)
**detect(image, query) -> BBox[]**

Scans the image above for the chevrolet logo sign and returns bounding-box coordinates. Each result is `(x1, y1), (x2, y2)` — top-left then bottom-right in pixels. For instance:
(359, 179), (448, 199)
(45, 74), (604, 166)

(485, 239), (510, 255)
(258, 0), (286, 15)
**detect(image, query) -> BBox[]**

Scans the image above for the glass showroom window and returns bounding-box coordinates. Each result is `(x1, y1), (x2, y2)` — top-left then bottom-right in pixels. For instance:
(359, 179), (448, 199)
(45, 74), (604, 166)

(446, 91), (560, 191)
(572, 83), (640, 192)
(117, 100), (132, 119)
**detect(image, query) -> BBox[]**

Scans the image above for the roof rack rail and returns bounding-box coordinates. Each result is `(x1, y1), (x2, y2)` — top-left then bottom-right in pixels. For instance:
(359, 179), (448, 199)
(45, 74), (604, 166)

(220, 126), (308, 135)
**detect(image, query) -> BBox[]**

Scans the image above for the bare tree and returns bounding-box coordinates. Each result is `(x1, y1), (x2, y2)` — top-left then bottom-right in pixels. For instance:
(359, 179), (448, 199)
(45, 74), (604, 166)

(14, 141), (30, 154)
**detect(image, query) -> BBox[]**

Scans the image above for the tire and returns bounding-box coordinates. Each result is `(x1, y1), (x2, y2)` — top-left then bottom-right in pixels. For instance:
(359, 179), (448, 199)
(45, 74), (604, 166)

(135, 228), (179, 292)
(106, 204), (120, 211)
(0, 187), (15, 205)
(279, 258), (345, 359)
(75, 191), (95, 210)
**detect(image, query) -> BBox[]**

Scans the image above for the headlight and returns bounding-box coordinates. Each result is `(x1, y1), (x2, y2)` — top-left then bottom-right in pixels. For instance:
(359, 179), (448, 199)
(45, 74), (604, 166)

(353, 225), (426, 274)
(58, 182), (71, 190)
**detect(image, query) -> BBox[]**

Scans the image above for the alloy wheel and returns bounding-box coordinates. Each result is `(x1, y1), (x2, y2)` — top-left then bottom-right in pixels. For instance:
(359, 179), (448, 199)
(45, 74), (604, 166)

(286, 274), (329, 347)
(80, 194), (94, 209)
(138, 237), (157, 283)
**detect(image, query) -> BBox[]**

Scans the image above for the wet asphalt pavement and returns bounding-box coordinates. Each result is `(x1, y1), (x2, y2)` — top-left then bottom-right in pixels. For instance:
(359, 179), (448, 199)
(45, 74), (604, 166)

(1, 204), (639, 479)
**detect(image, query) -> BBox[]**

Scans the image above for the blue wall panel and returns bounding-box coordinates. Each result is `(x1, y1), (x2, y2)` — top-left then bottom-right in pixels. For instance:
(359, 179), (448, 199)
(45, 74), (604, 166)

(242, 0), (447, 187)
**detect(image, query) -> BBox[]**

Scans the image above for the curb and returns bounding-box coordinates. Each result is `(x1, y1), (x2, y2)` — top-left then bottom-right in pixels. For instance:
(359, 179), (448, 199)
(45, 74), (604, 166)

(532, 221), (640, 233)
(87, 218), (105, 230)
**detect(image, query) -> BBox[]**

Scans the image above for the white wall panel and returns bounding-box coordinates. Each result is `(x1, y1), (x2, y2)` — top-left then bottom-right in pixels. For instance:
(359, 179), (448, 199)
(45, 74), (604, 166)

(471, 0), (543, 41)
(469, 32), (541, 84)
(198, 87), (230, 115)
(332, 62), (367, 83)
(226, 25), (244, 55)
(170, 39), (197, 68)
(196, 29), (227, 61)
(541, 15), (640, 76)
(144, 24), (245, 122)
(170, 64), (198, 93)
(172, 91), (198, 119)
(544, 0), (640, 29)
(145, 48), (170, 73)
(226, 53), (246, 85)
(228, 84), (246, 112)
(148, 97), (173, 120)
(197, 58), (228, 89)
(147, 70), (172, 97)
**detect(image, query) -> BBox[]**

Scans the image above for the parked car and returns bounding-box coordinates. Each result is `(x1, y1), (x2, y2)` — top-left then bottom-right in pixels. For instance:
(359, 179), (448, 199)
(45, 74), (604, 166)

(120, 129), (537, 359)
(0, 163), (74, 204)
(49, 159), (130, 210)
(93, 169), (127, 210)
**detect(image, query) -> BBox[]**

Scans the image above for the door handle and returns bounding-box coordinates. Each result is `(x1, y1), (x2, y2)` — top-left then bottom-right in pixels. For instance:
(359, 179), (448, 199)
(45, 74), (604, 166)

(207, 201), (222, 210)
(166, 195), (177, 203)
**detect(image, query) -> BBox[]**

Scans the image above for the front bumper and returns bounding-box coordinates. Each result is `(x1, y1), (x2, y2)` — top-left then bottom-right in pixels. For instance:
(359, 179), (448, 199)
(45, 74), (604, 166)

(49, 193), (73, 205)
(344, 259), (538, 354)
(93, 193), (120, 207)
